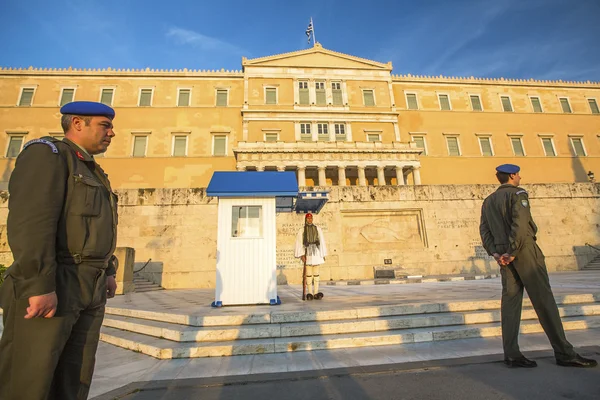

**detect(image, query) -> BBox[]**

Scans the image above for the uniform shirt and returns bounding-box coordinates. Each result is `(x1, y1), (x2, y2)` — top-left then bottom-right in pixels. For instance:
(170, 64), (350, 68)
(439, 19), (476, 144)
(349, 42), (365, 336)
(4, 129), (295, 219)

(480, 184), (538, 258)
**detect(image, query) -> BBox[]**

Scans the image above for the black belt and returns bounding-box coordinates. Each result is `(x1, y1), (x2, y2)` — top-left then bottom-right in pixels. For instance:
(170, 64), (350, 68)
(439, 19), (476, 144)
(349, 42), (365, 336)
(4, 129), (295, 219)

(57, 254), (109, 268)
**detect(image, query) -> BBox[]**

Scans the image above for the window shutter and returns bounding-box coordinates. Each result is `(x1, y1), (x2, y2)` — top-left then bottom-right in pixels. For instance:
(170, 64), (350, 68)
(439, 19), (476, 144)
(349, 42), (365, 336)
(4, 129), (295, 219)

(139, 90), (152, 106)
(511, 138), (524, 156)
(439, 95), (450, 110)
(173, 136), (187, 156)
(216, 90), (228, 107)
(19, 89), (34, 106)
(479, 137), (493, 156)
(101, 89), (114, 105)
(266, 88), (277, 104)
(363, 90), (375, 106)
(406, 93), (418, 109)
(560, 98), (572, 113)
(133, 136), (147, 157)
(542, 138), (556, 156)
(447, 137), (460, 156)
(531, 97), (542, 113)
(178, 89), (191, 106)
(213, 136), (226, 156)
(572, 138), (585, 156)
(60, 89), (74, 106)
(6, 137), (24, 157)
(470, 95), (482, 111)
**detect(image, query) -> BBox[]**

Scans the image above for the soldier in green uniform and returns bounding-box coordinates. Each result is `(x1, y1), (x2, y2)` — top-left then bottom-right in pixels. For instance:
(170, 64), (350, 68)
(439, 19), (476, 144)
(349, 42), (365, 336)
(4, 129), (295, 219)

(0, 101), (119, 399)
(480, 164), (597, 368)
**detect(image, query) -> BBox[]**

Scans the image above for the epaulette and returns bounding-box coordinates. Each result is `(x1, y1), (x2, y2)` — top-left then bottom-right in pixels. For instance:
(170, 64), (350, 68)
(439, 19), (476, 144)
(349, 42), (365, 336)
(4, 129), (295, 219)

(515, 189), (528, 195)
(22, 138), (59, 154)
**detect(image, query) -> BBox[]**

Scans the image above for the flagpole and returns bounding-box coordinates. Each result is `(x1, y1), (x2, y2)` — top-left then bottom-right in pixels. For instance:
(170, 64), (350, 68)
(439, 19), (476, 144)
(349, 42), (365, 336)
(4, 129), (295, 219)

(311, 17), (316, 46)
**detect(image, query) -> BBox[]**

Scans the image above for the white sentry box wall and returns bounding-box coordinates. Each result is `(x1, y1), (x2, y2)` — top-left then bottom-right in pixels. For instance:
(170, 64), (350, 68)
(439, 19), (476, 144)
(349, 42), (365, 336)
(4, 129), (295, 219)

(215, 197), (277, 305)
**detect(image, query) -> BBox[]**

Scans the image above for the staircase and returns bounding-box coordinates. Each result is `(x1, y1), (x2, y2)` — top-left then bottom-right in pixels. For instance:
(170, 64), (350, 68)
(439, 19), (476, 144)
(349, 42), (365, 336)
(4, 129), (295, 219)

(133, 275), (163, 293)
(100, 293), (600, 359)
(584, 254), (600, 270)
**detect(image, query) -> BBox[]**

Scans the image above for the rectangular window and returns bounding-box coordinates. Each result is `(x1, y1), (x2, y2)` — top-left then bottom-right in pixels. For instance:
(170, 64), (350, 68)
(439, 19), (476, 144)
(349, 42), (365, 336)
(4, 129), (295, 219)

(500, 96), (513, 112)
(541, 137), (556, 156)
(446, 136), (460, 156)
(315, 82), (326, 105)
(265, 88), (277, 105)
(139, 89), (153, 106)
(317, 123), (329, 140)
(588, 99), (599, 114)
(216, 89), (228, 107)
(6, 136), (24, 158)
(100, 88), (114, 105)
(571, 137), (586, 156)
(332, 82), (342, 105)
(559, 98), (572, 113)
(132, 136), (148, 157)
(177, 89), (191, 107)
(299, 81), (309, 105)
(334, 123), (346, 141)
(213, 135), (227, 156)
(265, 132), (278, 142)
(438, 94), (451, 110)
(18, 88), (35, 106)
(231, 206), (262, 238)
(172, 135), (187, 157)
(300, 123), (312, 141)
(470, 95), (482, 111)
(511, 137), (525, 156)
(363, 89), (375, 106)
(367, 133), (380, 142)
(60, 88), (75, 106)
(530, 97), (543, 113)
(406, 93), (418, 110)
(412, 136), (427, 155)
(478, 136), (493, 156)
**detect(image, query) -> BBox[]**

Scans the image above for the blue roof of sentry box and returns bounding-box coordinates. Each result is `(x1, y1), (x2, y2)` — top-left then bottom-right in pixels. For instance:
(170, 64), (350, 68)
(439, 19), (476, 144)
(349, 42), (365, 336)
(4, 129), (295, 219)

(206, 171), (299, 197)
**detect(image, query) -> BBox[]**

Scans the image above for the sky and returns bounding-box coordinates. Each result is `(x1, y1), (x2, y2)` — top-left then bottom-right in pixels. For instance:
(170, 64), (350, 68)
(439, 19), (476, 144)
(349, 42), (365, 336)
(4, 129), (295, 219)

(1, 0), (599, 81)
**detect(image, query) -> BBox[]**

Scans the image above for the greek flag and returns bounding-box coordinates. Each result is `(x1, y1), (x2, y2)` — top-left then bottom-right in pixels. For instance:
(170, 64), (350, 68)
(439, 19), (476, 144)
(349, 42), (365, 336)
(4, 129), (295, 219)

(305, 20), (313, 44)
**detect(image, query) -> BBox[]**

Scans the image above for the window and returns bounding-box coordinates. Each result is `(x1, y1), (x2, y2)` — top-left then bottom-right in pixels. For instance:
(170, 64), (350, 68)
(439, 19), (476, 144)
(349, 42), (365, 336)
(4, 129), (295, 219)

(438, 94), (451, 110)
(363, 89), (375, 106)
(334, 123), (346, 141)
(406, 93), (418, 110)
(367, 133), (380, 142)
(138, 89), (153, 106)
(412, 136), (427, 155)
(541, 137), (556, 156)
(172, 135), (187, 157)
(216, 89), (228, 107)
(500, 96), (513, 112)
(300, 123), (312, 141)
(530, 97), (543, 113)
(317, 123), (329, 140)
(18, 88), (35, 106)
(265, 87), (277, 105)
(132, 135), (148, 157)
(100, 88), (114, 105)
(332, 82), (342, 105)
(559, 97), (572, 113)
(213, 135), (227, 156)
(299, 81), (309, 105)
(178, 89), (191, 107)
(6, 136), (24, 157)
(511, 137), (525, 156)
(589, 99), (599, 114)
(231, 206), (262, 238)
(478, 136), (493, 156)
(446, 136), (461, 156)
(59, 88), (75, 106)
(315, 82), (326, 105)
(470, 95), (483, 111)
(570, 137), (586, 156)
(265, 132), (278, 142)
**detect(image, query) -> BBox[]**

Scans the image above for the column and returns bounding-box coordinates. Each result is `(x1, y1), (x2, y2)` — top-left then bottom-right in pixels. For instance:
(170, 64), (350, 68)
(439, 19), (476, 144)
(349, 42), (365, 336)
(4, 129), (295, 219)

(297, 166), (306, 187)
(318, 166), (327, 187)
(377, 166), (386, 186)
(338, 165), (347, 186)
(256, 165), (265, 172)
(395, 165), (405, 185)
(413, 166), (422, 185)
(358, 166), (367, 186)
(237, 165), (246, 171)
(277, 165), (286, 172)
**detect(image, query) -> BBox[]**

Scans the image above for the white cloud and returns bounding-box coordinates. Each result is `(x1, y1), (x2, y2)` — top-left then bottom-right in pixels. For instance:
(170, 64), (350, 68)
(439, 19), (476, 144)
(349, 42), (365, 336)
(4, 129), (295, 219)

(166, 28), (245, 56)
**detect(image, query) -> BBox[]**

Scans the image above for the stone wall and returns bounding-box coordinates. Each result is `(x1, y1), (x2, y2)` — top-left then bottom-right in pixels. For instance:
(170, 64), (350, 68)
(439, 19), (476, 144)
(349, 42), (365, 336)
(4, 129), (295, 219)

(0, 184), (598, 289)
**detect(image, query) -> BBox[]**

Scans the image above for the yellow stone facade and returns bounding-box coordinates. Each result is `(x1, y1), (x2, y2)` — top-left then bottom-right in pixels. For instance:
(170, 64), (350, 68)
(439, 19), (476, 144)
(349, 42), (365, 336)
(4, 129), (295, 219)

(1, 43), (599, 189)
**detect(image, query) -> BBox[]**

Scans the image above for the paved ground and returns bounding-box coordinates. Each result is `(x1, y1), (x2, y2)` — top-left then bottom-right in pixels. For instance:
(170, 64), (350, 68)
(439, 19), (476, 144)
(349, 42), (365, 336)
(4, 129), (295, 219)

(88, 271), (600, 399)
(95, 346), (600, 400)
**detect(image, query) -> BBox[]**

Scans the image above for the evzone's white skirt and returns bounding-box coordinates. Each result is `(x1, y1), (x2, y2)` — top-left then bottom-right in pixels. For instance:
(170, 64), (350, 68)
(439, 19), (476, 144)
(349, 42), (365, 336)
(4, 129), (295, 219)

(304, 244), (325, 266)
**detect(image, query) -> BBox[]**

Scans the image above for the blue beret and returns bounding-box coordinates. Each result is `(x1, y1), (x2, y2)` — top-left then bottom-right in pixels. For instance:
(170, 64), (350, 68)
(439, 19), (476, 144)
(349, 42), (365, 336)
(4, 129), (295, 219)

(496, 164), (520, 174)
(60, 101), (115, 120)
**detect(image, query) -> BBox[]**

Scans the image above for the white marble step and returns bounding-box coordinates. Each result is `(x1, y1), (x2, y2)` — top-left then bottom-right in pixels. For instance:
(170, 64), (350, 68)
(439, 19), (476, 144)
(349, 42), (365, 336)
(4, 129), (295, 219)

(105, 292), (600, 327)
(102, 303), (600, 343)
(100, 315), (600, 359)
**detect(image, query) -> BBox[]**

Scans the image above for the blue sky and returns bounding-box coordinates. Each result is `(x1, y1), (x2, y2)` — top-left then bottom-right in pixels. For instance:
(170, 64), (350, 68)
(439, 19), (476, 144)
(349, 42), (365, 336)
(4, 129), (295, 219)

(1, 0), (599, 81)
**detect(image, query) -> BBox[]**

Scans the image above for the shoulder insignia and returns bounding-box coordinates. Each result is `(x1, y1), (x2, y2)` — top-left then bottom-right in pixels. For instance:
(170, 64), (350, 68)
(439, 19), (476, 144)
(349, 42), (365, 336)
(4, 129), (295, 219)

(22, 138), (59, 154)
(515, 190), (527, 195)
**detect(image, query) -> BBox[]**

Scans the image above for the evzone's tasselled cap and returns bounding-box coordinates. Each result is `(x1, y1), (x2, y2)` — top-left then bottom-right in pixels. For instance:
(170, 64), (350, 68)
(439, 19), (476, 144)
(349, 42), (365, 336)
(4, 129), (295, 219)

(305, 213), (313, 219)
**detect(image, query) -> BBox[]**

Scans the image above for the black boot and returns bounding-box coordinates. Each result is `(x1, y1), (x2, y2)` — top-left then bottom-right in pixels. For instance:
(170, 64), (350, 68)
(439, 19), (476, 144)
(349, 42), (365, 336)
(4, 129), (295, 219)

(315, 292), (324, 300)
(306, 293), (314, 301)
(504, 356), (537, 368)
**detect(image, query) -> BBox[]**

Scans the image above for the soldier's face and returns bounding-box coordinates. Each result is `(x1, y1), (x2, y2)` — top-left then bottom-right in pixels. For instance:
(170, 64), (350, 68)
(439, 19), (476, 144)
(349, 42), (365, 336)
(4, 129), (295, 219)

(86, 116), (115, 155)
(512, 173), (521, 185)
(306, 215), (313, 224)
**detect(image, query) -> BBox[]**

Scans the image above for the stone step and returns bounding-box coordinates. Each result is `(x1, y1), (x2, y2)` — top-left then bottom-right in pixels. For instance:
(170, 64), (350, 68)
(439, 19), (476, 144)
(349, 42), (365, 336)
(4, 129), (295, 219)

(105, 292), (600, 327)
(102, 303), (600, 343)
(99, 315), (600, 359)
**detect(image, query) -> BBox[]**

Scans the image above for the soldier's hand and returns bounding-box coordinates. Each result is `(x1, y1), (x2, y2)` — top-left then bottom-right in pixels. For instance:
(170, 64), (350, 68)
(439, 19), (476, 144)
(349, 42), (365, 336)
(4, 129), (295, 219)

(500, 253), (515, 265)
(301, 255), (306, 263)
(492, 253), (503, 266)
(107, 275), (117, 299)
(25, 292), (58, 319)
